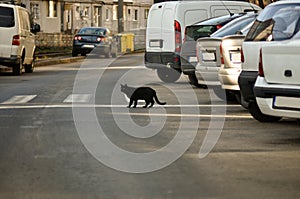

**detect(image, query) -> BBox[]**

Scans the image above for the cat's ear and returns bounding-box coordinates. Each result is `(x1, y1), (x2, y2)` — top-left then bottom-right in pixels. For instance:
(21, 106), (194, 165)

(125, 84), (128, 87)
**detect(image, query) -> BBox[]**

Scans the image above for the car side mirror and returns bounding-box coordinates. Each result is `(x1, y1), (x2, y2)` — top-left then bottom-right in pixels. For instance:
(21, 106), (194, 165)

(31, 23), (40, 34)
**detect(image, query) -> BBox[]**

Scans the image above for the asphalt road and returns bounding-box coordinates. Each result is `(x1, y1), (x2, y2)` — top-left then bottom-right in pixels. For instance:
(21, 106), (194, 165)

(0, 53), (299, 199)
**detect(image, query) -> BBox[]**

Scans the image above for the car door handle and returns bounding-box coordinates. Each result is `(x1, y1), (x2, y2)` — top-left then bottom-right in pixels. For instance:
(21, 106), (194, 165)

(284, 70), (292, 77)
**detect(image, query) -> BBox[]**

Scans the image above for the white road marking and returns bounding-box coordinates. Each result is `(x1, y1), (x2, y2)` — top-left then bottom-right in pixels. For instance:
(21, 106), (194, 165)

(63, 94), (92, 103)
(1, 95), (37, 104)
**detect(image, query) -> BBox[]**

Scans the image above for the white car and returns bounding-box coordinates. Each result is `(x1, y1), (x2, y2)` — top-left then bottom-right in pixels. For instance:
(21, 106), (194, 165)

(0, 3), (40, 75)
(253, 39), (300, 122)
(238, 0), (300, 119)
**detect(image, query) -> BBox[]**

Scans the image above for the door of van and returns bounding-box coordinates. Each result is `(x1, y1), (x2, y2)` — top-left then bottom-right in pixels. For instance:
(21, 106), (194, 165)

(146, 3), (175, 53)
(0, 6), (15, 59)
(19, 9), (35, 64)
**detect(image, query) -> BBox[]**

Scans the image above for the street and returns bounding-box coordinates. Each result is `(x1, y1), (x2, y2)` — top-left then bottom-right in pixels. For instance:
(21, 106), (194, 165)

(0, 53), (299, 199)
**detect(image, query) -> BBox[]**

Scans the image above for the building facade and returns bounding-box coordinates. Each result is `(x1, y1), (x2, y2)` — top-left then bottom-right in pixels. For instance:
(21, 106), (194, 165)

(20, 0), (153, 34)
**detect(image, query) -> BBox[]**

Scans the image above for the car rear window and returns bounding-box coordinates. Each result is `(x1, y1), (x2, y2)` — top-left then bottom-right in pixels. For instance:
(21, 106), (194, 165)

(185, 14), (242, 41)
(245, 3), (300, 41)
(0, 7), (15, 27)
(211, 15), (257, 38)
(78, 28), (106, 35)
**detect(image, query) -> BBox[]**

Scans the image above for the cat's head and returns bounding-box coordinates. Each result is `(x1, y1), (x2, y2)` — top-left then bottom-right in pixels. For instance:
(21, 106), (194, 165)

(120, 84), (128, 92)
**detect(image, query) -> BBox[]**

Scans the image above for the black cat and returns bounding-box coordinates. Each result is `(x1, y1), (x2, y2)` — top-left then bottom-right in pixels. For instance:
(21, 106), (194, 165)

(121, 84), (166, 108)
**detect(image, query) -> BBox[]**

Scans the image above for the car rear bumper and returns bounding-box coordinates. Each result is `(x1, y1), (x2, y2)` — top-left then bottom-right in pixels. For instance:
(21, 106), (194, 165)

(144, 52), (181, 70)
(195, 64), (220, 86)
(219, 67), (241, 91)
(0, 55), (19, 67)
(238, 70), (257, 103)
(180, 58), (197, 75)
(73, 44), (109, 54)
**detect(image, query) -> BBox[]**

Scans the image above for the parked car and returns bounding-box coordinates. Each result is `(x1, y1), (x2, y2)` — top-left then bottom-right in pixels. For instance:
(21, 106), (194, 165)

(72, 27), (118, 58)
(145, 0), (261, 83)
(253, 39), (300, 122)
(238, 0), (300, 121)
(180, 13), (247, 87)
(195, 13), (258, 100)
(218, 21), (256, 105)
(0, 3), (40, 75)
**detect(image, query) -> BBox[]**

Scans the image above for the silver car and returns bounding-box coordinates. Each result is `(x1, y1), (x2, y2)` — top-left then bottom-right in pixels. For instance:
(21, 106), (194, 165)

(195, 13), (258, 100)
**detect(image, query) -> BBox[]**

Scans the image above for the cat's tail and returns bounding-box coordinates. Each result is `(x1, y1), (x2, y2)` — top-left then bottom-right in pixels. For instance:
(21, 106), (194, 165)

(154, 93), (166, 105)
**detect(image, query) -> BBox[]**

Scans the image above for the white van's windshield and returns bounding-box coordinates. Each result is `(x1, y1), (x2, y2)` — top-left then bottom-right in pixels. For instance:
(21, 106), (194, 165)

(0, 7), (15, 28)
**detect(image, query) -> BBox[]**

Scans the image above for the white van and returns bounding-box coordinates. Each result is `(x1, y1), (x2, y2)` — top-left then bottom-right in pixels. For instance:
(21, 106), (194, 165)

(0, 3), (40, 75)
(145, 0), (261, 83)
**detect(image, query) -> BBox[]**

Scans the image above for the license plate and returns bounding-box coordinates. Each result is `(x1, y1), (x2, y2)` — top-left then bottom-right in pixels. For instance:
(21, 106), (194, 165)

(274, 96), (300, 110)
(150, 40), (162, 48)
(202, 52), (215, 61)
(82, 44), (94, 48)
(188, 56), (197, 62)
(230, 51), (241, 63)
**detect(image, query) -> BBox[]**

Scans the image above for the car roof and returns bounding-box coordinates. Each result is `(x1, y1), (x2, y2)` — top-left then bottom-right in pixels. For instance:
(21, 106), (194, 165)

(189, 13), (244, 27)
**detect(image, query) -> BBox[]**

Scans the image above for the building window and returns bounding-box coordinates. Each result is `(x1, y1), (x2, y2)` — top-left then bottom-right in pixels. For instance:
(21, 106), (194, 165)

(113, 5), (117, 20)
(106, 8), (110, 21)
(134, 9), (138, 21)
(144, 9), (149, 19)
(47, 0), (57, 18)
(30, 2), (39, 20)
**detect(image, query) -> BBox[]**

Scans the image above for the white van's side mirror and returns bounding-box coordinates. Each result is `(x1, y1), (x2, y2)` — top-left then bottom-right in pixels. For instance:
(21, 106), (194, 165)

(31, 23), (40, 34)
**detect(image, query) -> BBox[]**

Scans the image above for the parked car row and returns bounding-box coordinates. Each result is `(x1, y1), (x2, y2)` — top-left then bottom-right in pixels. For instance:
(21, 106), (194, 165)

(145, 0), (300, 122)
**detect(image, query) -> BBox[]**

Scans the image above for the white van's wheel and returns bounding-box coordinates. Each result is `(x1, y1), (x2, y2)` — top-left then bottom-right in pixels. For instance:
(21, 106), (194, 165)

(157, 68), (181, 83)
(13, 58), (23, 75)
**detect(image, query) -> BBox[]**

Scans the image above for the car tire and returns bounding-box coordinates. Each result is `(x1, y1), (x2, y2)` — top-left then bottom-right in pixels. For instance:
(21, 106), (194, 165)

(81, 52), (86, 56)
(13, 57), (23, 75)
(24, 62), (34, 73)
(248, 101), (281, 122)
(157, 67), (181, 83)
(212, 87), (236, 101)
(72, 51), (78, 57)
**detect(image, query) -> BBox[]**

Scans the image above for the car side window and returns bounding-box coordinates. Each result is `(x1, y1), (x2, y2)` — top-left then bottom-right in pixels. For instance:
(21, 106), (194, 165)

(0, 7), (15, 28)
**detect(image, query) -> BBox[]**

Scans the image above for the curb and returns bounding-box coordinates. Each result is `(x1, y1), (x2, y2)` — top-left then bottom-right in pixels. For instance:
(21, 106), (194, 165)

(35, 56), (85, 67)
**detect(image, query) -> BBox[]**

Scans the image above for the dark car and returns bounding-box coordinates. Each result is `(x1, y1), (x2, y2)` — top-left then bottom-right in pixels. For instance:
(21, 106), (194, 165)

(72, 27), (118, 58)
(180, 13), (247, 87)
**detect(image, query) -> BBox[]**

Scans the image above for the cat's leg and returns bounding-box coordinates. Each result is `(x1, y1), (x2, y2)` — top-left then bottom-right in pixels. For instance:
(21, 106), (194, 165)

(128, 99), (133, 108)
(133, 100), (137, 108)
(149, 99), (155, 107)
(143, 100), (150, 108)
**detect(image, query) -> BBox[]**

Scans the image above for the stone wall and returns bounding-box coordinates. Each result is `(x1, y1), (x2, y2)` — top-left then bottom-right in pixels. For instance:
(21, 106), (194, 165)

(35, 33), (74, 48)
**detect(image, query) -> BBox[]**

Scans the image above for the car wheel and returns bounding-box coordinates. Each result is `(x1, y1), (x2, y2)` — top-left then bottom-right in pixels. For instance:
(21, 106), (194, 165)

(81, 52), (86, 56)
(24, 62), (34, 73)
(248, 101), (281, 122)
(157, 67), (181, 83)
(13, 57), (23, 75)
(72, 51), (78, 57)
(212, 87), (236, 101)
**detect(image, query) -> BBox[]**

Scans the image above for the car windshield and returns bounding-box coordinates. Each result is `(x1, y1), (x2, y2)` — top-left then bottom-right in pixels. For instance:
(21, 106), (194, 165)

(245, 3), (300, 41)
(78, 28), (106, 35)
(185, 14), (242, 41)
(0, 7), (14, 28)
(211, 14), (257, 37)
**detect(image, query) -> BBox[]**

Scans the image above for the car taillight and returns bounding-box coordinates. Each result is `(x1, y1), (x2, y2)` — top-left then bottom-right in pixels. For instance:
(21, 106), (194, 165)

(174, 20), (182, 53)
(216, 25), (222, 30)
(74, 36), (82, 41)
(220, 43), (224, 65)
(97, 37), (106, 42)
(258, 48), (264, 77)
(241, 48), (244, 63)
(12, 35), (20, 46)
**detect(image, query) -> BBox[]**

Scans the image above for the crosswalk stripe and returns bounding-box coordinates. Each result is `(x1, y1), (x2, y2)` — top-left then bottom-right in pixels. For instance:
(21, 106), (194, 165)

(1, 95), (37, 104)
(63, 94), (92, 103)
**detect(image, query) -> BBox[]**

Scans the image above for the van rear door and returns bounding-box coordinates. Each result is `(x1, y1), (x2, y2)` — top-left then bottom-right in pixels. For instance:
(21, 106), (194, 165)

(146, 3), (175, 53)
